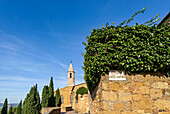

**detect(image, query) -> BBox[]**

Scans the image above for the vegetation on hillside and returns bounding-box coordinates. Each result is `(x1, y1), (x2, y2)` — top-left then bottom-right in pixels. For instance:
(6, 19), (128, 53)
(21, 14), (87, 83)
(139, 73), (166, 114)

(8, 105), (13, 114)
(83, 7), (170, 93)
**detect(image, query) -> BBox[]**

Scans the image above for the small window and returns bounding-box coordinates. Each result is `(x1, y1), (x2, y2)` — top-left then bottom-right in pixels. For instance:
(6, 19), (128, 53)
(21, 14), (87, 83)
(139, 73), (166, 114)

(70, 73), (72, 78)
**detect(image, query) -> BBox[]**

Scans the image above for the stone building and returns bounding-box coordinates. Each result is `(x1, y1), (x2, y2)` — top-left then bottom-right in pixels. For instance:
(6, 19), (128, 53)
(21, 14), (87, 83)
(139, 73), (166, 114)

(54, 62), (89, 113)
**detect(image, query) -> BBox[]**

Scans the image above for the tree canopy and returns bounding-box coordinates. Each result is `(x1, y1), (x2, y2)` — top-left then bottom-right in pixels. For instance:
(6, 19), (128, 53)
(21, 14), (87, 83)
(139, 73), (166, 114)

(22, 84), (41, 114)
(1, 98), (8, 114)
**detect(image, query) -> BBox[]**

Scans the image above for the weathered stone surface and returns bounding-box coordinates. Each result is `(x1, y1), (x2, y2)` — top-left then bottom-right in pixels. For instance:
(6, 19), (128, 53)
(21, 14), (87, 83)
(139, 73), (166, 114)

(102, 90), (117, 101)
(103, 111), (120, 114)
(150, 89), (162, 99)
(102, 102), (110, 110)
(102, 81), (109, 90)
(165, 89), (170, 97)
(113, 102), (125, 110)
(151, 82), (168, 89)
(139, 86), (150, 94)
(126, 101), (138, 111)
(133, 86), (149, 94)
(154, 99), (170, 109)
(138, 98), (152, 109)
(136, 110), (144, 114)
(136, 82), (143, 86)
(132, 94), (143, 101)
(144, 109), (152, 113)
(121, 111), (137, 114)
(88, 74), (170, 114)
(119, 91), (132, 102)
(158, 112), (170, 114)
(144, 82), (150, 86)
(110, 82), (120, 90)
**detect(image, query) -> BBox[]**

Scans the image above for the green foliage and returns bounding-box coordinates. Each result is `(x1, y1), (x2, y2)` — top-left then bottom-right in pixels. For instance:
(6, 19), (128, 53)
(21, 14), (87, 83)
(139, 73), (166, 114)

(83, 8), (170, 93)
(8, 105), (13, 114)
(22, 84), (41, 114)
(13, 107), (17, 114)
(55, 88), (61, 107)
(1, 98), (7, 114)
(41, 85), (49, 107)
(48, 77), (55, 107)
(16, 100), (22, 114)
(76, 87), (88, 100)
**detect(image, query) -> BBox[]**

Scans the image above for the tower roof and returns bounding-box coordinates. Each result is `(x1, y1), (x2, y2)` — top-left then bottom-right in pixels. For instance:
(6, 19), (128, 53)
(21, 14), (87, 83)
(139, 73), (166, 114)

(68, 62), (74, 72)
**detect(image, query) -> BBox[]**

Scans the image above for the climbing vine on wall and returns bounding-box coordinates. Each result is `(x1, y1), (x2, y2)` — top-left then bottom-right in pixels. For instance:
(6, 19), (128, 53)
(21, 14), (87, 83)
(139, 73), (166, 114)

(82, 7), (170, 93)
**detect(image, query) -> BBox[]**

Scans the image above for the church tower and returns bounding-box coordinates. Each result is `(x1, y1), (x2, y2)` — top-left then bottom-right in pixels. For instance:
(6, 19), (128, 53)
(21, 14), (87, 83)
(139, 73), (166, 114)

(67, 61), (75, 86)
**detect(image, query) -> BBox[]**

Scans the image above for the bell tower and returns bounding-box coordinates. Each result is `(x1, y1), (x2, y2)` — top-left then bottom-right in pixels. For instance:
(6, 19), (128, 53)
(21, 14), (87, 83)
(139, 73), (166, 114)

(67, 61), (75, 86)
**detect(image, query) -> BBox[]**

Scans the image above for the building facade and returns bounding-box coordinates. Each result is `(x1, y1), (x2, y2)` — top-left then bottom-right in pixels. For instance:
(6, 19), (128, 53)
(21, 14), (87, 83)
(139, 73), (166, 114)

(54, 62), (89, 113)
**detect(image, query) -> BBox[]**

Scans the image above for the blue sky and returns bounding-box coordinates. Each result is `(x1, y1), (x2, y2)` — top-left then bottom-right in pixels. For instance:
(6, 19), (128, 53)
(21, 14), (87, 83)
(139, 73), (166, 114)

(0, 0), (169, 103)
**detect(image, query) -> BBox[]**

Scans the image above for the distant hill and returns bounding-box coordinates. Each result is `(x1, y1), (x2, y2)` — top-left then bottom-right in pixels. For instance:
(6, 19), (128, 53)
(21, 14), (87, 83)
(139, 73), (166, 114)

(0, 103), (18, 109)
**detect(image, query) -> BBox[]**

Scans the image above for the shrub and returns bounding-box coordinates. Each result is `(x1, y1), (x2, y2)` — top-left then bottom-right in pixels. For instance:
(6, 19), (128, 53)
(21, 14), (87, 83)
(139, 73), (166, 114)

(76, 87), (88, 100)
(83, 7), (170, 93)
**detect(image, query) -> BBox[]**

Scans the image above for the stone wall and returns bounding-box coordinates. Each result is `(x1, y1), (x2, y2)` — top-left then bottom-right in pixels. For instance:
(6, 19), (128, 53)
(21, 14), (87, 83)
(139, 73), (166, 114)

(88, 73), (170, 114)
(75, 94), (89, 113)
(71, 83), (87, 110)
(40, 107), (60, 114)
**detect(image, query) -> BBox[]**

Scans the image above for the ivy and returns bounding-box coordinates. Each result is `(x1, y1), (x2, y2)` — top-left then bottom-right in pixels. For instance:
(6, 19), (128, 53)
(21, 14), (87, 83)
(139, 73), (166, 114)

(82, 8), (170, 93)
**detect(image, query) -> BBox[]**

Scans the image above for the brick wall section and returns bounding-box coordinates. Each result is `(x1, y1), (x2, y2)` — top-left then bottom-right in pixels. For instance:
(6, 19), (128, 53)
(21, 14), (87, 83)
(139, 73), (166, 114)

(88, 73), (170, 114)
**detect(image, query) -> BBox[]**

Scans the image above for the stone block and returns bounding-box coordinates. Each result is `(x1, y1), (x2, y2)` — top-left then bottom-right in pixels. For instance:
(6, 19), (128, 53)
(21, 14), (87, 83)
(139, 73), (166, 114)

(144, 109), (152, 113)
(144, 82), (150, 86)
(132, 94), (143, 101)
(113, 102), (125, 110)
(158, 112), (170, 114)
(118, 91), (132, 102)
(151, 82), (168, 89)
(136, 110), (144, 114)
(154, 99), (170, 109)
(165, 89), (170, 97)
(102, 90), (117, 101)
(121, 111), (137, 114)
(103, 111), (120, 114)
(102, 102), (110, 110)
(136, 82), (143, 86)
(138, 98), (152, 109)
(150, 89), (162, 99)
(126, 101), (138, 111)
(102, 82), (109, 90)
(133, 86), (149, 94)
(139, 86), (149, 94)
(109, 82), (120, 91)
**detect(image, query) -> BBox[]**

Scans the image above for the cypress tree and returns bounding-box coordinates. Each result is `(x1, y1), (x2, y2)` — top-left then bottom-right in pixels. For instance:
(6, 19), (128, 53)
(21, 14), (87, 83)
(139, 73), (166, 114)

(55, 88), (61, 107)
(1, 98), (8, 114)
(8, 105), (13, 114)
(35, 91), (41, 113)
(48, 77), (55, 107)
(41, 85), (49, 107)
(22, 84), (41, 114)
(16, 100), (22, 114)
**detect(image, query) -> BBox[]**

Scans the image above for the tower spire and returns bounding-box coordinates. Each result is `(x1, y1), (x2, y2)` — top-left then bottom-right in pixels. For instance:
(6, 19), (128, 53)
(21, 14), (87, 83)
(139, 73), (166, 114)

(67, 62), (75, 86)
(68, 62), (74, 72)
